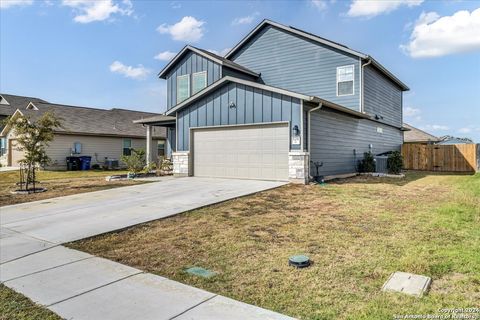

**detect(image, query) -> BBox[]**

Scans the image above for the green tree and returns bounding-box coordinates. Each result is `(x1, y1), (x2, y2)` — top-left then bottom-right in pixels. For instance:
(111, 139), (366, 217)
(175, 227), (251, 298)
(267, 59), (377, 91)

(3, 112), (62, 191)
(120, 148), (146, 176)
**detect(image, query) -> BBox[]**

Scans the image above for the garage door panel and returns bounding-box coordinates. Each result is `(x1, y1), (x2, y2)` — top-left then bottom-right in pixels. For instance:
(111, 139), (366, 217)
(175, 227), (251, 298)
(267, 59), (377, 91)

(193, 124), (289, 181)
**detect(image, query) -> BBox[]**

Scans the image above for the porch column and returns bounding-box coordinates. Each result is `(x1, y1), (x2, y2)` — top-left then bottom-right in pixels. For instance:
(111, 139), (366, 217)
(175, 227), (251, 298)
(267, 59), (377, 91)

(146, 125), (153, 165)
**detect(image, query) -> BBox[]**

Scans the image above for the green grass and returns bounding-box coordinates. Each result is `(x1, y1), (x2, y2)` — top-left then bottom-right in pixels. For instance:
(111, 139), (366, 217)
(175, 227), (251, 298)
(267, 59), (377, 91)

(0, 285), (61, 320)
(71, 172), (480, 319)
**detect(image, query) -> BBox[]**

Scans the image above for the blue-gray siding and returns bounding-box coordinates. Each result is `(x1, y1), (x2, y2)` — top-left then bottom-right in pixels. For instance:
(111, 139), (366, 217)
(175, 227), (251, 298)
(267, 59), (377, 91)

(363, 65), (403, 128)
(166, 51), (221, 111)
(309, 108), (403, 176)
(231, 25), (361, 111)
(176, 82), (302, 151)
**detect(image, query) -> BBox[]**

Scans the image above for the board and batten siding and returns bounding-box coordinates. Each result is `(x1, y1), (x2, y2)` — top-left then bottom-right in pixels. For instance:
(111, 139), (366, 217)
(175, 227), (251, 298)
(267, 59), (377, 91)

(309, 108), (403, 176)
(363, 65), (403, 128)
(166, 51), (222, 111)
(176, 82), (302, 151)
(230, 25), (361, 111)
(45, 134), (159, 169)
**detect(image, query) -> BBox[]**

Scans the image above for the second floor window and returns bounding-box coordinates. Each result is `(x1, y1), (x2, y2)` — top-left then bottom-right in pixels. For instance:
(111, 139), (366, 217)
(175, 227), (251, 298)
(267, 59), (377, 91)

(177, 74), (190, 103)
(337, 65), (354, 96)
(192, 71), (207, 94)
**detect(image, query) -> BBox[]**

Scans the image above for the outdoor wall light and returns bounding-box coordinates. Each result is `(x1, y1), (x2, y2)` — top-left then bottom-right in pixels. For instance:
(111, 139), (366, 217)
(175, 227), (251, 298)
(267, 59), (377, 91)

(293, 125), (300, 136)
(229, 101), (236, 108)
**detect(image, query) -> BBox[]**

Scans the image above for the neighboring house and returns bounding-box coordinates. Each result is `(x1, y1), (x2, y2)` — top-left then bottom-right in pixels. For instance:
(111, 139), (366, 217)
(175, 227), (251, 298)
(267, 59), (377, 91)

(403, 123), (439, 144)
(437, 136), (474, 145)
(0, 95), (166, 168)
(136, 19), (409, 183)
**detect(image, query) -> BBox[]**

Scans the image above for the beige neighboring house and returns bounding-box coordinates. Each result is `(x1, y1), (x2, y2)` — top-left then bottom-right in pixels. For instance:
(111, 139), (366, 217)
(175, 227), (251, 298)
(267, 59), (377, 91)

(403, 123), (440, 144)
(0, 94), (166, 169)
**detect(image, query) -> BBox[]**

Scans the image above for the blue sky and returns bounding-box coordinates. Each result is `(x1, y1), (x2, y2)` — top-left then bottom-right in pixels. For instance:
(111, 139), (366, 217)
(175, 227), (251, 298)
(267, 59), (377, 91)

(1, 0), (479, 141)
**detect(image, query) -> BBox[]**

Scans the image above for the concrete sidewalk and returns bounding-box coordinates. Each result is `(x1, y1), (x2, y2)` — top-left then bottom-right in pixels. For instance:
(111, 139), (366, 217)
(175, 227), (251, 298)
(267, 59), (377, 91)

(1, 178), (293, 319)
(1, 245), (293, 319)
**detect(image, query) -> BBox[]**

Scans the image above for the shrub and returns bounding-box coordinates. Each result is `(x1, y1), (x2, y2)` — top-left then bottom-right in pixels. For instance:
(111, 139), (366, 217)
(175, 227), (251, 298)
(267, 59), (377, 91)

(387, 151), (403, 174)
(120, 148), (145, 175)
(358, 151), (376, 173)
(91, 164), (100, 170)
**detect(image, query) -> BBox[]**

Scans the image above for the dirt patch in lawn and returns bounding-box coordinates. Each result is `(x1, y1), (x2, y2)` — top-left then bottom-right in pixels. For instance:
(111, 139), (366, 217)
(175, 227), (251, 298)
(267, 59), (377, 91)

(71, 172), (480, 320)
(0, 170), (145, 206)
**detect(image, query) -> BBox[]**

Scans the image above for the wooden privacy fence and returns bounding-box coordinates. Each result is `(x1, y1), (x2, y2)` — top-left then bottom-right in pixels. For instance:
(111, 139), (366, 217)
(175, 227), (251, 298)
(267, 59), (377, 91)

(402, 144), (479, 173)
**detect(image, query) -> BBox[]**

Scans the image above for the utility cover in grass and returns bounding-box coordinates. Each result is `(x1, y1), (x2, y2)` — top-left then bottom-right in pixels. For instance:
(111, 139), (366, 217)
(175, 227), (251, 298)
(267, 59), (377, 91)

(185, 267), (217, 278)
(382, 271), (431, 297)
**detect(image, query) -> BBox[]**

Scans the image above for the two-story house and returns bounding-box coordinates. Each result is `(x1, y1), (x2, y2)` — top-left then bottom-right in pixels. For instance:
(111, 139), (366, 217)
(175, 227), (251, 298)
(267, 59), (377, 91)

(137, 19), (409, 183)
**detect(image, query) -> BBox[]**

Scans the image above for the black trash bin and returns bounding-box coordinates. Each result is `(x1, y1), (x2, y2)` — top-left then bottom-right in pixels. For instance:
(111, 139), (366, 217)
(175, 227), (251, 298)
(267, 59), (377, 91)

(79, 156), (92, 170)
(66, 156), (81, 171)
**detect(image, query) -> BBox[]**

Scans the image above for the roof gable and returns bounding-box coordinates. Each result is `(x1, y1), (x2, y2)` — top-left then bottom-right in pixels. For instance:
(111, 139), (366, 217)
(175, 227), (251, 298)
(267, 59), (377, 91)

(225, 19), (409, 91)
(158, 45), (259, 79)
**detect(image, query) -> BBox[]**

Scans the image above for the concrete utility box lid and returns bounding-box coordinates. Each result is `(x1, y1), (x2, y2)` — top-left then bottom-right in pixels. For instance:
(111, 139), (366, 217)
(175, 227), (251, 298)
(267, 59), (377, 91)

(382, 271), (432, 297)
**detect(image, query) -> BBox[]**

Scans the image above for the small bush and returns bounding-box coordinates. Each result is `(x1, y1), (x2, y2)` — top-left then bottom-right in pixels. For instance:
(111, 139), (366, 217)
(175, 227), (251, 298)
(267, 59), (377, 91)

(358, 152), (376, 173)
(91, 164), (100, 170)
(387, 151), (403, 174)
(120, 148), (145, 174)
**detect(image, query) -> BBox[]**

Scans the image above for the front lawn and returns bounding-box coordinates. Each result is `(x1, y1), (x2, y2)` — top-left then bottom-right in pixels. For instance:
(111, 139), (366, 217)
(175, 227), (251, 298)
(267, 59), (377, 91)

(0, 284), (61, 320)
(70, 172), (480, 320)
(0, 170), (143, 206)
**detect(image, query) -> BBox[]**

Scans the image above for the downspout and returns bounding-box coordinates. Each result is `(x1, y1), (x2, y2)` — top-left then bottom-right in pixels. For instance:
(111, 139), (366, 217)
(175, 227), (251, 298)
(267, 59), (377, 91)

(308, 103), (323, 179)
(360, 59), (372, 113)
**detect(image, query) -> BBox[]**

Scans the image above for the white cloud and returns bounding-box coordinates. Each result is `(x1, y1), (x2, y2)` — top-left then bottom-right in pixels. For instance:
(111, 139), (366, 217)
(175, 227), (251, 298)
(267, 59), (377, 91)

(401, 8), (480, 58)
(109, 61), (150, 80)
(157, 16), (205, 42)
(231, 12), (259, 25)
(420, 124), (449, 131)
(170, 1), (181, 9)
(404, 106), (421, 117)
(154, 51), (176, 61)
(0, 0), (33, 9)
(458, 127), (472, 134)
(62, 0), (133, 24)
(310, 0), (328, 11)
(207, 48), (232, 57)
(347, 0), (423, 18)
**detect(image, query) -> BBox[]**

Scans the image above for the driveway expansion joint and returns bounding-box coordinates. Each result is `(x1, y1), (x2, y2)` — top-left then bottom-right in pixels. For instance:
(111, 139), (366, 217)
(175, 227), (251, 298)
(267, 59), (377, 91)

(168, 294), (218, 320)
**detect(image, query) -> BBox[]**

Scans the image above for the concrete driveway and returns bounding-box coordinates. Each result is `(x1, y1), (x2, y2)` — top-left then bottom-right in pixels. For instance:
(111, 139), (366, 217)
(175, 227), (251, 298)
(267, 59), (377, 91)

(0, 177), (293, 320)
(1, 177), (286, 248)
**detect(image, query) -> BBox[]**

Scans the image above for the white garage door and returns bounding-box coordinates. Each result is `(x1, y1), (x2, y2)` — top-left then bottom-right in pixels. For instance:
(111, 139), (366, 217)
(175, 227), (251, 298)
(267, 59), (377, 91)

(192, 123), (289, 181)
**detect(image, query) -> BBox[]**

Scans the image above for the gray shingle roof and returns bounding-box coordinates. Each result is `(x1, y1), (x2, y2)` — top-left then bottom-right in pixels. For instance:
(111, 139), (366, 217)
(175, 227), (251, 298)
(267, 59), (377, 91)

(0, 93), (48, 116)
(15, 101), (166, 138)
(403, 123), (439, 143)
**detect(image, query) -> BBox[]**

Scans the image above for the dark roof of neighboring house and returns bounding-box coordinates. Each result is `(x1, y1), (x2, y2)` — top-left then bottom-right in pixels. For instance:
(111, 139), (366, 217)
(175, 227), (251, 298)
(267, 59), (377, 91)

(403, 123), (439, 143)
(224, 19), (409, 91)
(3, 101), (166, 139)
(0, 93), (48, 116)
(437, 136), (474, 144)
(157, 45), (259, 79)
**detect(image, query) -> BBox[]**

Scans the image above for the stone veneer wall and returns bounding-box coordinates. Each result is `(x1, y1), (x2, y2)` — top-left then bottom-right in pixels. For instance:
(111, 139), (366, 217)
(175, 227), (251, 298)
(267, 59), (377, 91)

(288, 151), (309, 184)
(172, 151), (189, 176)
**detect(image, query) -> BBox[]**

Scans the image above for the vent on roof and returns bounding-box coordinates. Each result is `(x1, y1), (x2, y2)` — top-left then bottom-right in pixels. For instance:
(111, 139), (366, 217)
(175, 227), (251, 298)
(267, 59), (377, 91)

(0, 95), (9, 105)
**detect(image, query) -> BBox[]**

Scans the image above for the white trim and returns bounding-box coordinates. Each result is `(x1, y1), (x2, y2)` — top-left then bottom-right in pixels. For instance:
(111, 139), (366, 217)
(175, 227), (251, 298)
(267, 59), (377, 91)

(0, 109), (24, 137)
(192, 71), (207, 94)
(158, 45), (258, 79)
(336, 65), (355, 97)
(300, 100), (304, 152)
(26, 102), (39, 110)
(0, 95), (10, 105)
(176, 74), (190, 104)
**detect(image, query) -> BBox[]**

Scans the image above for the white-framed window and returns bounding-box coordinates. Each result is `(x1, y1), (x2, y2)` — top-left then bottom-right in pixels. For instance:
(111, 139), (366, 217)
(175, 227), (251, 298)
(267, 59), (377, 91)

(177, 74), (190, 103)
(336, 65), (354, 96)
(192, 71), (207, 94)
